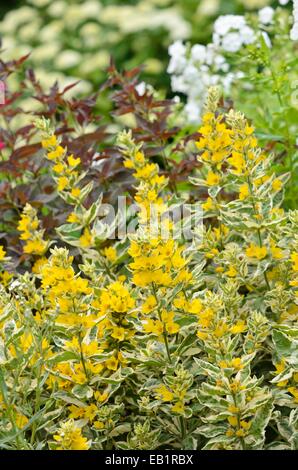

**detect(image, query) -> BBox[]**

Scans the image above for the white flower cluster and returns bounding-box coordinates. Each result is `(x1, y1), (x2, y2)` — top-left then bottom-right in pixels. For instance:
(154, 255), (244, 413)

(213, 15), (255, 53)
(168, 40), (243, 123)
(167, 5), (293, 124)
(290, 0), (298, 41)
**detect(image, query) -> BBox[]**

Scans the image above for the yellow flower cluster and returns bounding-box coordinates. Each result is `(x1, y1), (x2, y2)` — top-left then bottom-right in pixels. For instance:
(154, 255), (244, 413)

(1, 95), (297, 450)
(17, 203), (48, 255)
(41, 133), (82, 202)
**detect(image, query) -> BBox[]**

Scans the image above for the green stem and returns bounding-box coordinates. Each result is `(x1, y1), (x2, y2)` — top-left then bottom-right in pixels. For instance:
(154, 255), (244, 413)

(152, 284), (172, 364)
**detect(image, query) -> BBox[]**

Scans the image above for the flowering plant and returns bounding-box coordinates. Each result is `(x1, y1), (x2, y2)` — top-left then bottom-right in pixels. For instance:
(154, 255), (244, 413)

(0, 83), (297, 450)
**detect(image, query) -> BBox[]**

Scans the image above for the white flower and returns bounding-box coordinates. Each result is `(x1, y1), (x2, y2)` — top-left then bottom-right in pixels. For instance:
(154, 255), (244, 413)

(184, 64), (200, 82)
(167, 41), (187, 74)
(168, 37), (237, 124)
(171, 75), (188, 94)
(55, 50), (82, 70)
(258, 7), (275, 25)
(241, 26), (255, 45)
(184, 101), (201, 123)
(290, 24), (298, 41)
(214, 15), (246, 36)
(135, 82), (146, 96)
(279, 0), (290, 5)
(221, 32), (243, 53)
(290, 0), (298, 41)
(191, 45), (206, 62)
(212, 15), (255, 52)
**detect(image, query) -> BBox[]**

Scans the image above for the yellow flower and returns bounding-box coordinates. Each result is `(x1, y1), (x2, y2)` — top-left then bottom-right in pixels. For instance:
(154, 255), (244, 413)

(228, 416), (238, 427)
(155, 385), (174, 402)
(227, 151), (245, 174)
(53, 162), (65, 174)
(188, 298), (203, 315)
(197, 330), (208, 340)
(53, 420), (90, 450)
(288, 387), (298, 403)
(79, 228), (93, 248)
(111, 326), (125, 341)
(166, 322), (180, 334)
(240, 420), (251, 430)
(71, 187), (81, 198)
(270, 241), (283, 260)
(103, 246), (117, 262)
(172, 401), (185, 414)
(67, 212), (80, 223)
(202, 197), (215, 211)
(206, 171), (220, 186)
(230, 320), (246, 334)
(93, 421), (104, 430)
(226, 265), (237, 277)
(24, 239), (47, 256)
(68, 155), (81, 167)
(47, 145), (65, 161)
(0, 245), (6, 262)
(231, 358), (243, 370)
(32, 257), (47, 274)
(142, 295), (157, 314)
(41, 135), (57, 149)
(15, 413), (29, 429)
(291, 253), (298, 271)
(274, 360), (285, 374)
(246, 243), (267, 260)
(239, 183), (249, 200)
(272, 178), (282, 191)
(105, 356), (119, 371)
(228, 404), (239, 413)
(57, 176), (69, 192)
